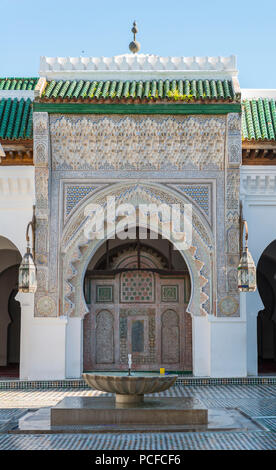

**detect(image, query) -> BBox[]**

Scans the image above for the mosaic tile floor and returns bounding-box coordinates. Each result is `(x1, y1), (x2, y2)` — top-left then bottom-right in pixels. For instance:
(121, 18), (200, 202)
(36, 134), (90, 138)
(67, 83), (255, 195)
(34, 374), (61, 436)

(0, 384), (275, 450)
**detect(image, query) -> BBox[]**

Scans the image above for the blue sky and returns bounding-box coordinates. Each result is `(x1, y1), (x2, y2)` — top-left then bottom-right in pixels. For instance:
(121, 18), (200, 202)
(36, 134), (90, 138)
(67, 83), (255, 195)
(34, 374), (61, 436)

(1, 0), (275, 88)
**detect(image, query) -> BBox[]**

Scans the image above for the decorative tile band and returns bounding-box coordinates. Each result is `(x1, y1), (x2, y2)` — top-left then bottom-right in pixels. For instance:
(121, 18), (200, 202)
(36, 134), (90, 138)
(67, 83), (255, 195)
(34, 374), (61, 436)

(0, 376), (276, 389)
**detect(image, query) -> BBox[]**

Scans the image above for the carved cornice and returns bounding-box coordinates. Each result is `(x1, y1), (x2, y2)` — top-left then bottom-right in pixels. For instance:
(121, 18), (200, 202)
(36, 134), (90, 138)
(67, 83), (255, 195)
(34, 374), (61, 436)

(240, 168), (276, 195)
(0, 173), (34, 197)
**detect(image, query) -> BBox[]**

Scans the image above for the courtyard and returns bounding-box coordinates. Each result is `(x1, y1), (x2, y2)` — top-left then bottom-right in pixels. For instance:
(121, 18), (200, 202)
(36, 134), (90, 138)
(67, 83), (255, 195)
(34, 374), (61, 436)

(0, 381), (275, 450)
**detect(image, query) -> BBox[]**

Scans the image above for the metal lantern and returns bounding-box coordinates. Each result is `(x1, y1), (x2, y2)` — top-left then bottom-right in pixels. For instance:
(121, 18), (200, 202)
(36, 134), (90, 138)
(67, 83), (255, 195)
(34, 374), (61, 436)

(237, 220), (256, 292)
(18, 205), (37, 293)
(18, 246), (37, 293)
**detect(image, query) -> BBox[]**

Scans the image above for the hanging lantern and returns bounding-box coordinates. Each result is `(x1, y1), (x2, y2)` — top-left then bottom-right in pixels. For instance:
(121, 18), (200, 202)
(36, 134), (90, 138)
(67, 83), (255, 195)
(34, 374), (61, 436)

(18, 205), (37, 293)
(237, 220), (256, 292)
(18, 246), (37, 293)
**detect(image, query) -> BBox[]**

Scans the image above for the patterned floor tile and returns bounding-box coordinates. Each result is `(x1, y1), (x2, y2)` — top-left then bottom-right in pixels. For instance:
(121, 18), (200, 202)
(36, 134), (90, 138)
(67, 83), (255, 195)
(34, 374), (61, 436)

(0, 431), (275, 450)
(0, 409), (29, 421)
(0, 384), (275, 450)
(255, 418), (276, 432)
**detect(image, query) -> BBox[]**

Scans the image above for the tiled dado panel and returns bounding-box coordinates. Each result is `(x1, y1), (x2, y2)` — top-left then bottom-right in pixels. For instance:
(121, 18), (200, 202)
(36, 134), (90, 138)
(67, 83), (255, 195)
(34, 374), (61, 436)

(1, 376), (276, 390)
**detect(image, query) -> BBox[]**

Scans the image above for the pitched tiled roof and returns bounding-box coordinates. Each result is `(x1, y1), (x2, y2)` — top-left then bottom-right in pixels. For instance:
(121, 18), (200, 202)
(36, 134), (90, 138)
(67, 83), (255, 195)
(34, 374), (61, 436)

(2, 78), (275, 143)
(0, 78), (38, 91)
(0, 98), (33, 140)
(41, 78), (236, 102)
(242, 98), (276, 141)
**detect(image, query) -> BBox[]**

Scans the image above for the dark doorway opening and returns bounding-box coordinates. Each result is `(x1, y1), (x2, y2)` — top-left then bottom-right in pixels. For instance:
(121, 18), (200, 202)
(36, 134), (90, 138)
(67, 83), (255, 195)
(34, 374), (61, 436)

(257, 240), (276, 374)
(83, 231), (192, 373)
(0, 265), (20, 379)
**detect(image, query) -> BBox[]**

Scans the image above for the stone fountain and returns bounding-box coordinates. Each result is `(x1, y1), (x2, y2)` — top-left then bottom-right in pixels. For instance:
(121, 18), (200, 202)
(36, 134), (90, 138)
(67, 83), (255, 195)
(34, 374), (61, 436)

(18, 361), (263, 434)
(48, 351), (207, 430)
(50, 369), (208, 430)
(82, 372), (178, 404)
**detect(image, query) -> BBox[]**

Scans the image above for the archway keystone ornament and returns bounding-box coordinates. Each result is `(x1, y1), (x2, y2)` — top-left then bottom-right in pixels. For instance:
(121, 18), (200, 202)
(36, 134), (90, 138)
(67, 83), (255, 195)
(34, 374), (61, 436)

(60, 183), (213, 319)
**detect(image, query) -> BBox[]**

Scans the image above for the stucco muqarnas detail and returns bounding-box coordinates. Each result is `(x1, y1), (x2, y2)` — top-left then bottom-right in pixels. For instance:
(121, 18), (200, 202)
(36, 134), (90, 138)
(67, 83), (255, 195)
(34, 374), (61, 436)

(50, 115), (225, 171)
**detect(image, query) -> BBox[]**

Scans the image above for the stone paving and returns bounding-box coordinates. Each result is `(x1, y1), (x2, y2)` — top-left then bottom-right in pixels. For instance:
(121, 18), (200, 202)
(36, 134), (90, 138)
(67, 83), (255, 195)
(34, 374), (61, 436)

(0, 384), (275, 450)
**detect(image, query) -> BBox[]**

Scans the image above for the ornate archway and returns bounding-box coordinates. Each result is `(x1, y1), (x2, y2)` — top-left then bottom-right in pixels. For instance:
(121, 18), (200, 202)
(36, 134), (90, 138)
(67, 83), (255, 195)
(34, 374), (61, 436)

(60, 182), (214, 320)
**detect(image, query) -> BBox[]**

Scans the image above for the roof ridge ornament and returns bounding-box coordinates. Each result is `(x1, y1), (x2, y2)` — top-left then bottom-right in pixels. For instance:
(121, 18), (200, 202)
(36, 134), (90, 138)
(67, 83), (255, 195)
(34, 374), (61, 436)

(129, 21), (140, 54)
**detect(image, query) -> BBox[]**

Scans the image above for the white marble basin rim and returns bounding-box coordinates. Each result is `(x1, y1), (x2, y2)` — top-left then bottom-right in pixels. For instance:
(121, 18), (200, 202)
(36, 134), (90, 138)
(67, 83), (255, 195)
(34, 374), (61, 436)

(82, 373), (178, 395)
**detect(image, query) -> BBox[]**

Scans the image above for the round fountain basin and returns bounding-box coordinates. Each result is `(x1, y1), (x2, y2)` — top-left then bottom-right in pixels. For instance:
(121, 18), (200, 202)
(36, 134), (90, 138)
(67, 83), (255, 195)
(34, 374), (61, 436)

(83, 373), (178, 404)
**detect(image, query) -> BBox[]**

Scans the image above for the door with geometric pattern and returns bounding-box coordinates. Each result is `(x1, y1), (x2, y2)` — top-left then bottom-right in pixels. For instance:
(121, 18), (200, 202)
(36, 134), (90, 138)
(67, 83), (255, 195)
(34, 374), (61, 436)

(83, 249), (192, 372)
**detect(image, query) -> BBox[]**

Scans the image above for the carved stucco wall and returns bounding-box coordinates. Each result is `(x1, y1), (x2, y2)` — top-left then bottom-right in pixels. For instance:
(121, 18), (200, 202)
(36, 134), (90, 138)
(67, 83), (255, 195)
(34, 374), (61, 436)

(33, 112), (241, 318)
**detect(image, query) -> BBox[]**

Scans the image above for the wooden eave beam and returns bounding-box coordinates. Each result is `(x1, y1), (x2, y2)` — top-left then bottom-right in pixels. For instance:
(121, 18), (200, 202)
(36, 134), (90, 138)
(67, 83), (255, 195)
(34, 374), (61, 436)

(242, 142), (276, 165)
(242, 140), (276, 150)
(0, 139), (33, 166)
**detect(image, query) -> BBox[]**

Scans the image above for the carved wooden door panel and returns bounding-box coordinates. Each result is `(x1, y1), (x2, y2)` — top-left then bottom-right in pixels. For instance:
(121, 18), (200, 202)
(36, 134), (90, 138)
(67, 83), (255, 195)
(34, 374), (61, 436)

(83, 273), (191, 372)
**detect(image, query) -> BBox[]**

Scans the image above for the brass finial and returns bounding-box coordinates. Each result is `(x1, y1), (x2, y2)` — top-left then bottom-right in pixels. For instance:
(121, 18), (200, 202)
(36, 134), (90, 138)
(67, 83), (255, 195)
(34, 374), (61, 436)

(129, 21), (140, 54)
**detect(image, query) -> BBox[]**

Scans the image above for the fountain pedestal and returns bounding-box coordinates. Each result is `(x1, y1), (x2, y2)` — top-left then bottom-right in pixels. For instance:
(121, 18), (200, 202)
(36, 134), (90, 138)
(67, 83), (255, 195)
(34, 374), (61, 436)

(51, 396), (208, 428)
(116, 394), (144, 404)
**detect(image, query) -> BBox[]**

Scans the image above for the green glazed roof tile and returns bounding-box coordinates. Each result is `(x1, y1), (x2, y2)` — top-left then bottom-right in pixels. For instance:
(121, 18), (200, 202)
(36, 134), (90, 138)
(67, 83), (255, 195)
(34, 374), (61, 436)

(109, 81), (117, 99)
(115, 81), (123, 99)
(59, 80), (70, 98)
(0, 98), (33, 140)
(241, 105), (248, 140)
(51, 80), (64, 99)
(178, 80), (184, 96)
(242, 98), (276, 141)
(41, 78), (236, 102)
(19, 99), (32, 138)
(80, 81), (91, 99)
(123, 81), (130, 98)
(0, 78), (38, 91)
(65, 80), (77, 98)
(94, 81), (104, 99)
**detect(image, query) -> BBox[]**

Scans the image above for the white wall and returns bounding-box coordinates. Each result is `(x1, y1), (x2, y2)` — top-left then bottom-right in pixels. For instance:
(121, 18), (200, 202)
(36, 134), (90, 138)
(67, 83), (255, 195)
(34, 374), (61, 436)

(208, 320), (247, 377)
(65, 317), (83, 378)
(0, 166), (35, 256)
(241, 166), (276, 375)
(192, 293), (247, 378)
(192, 315), (210, 376)
(17, 293), (67, 380)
